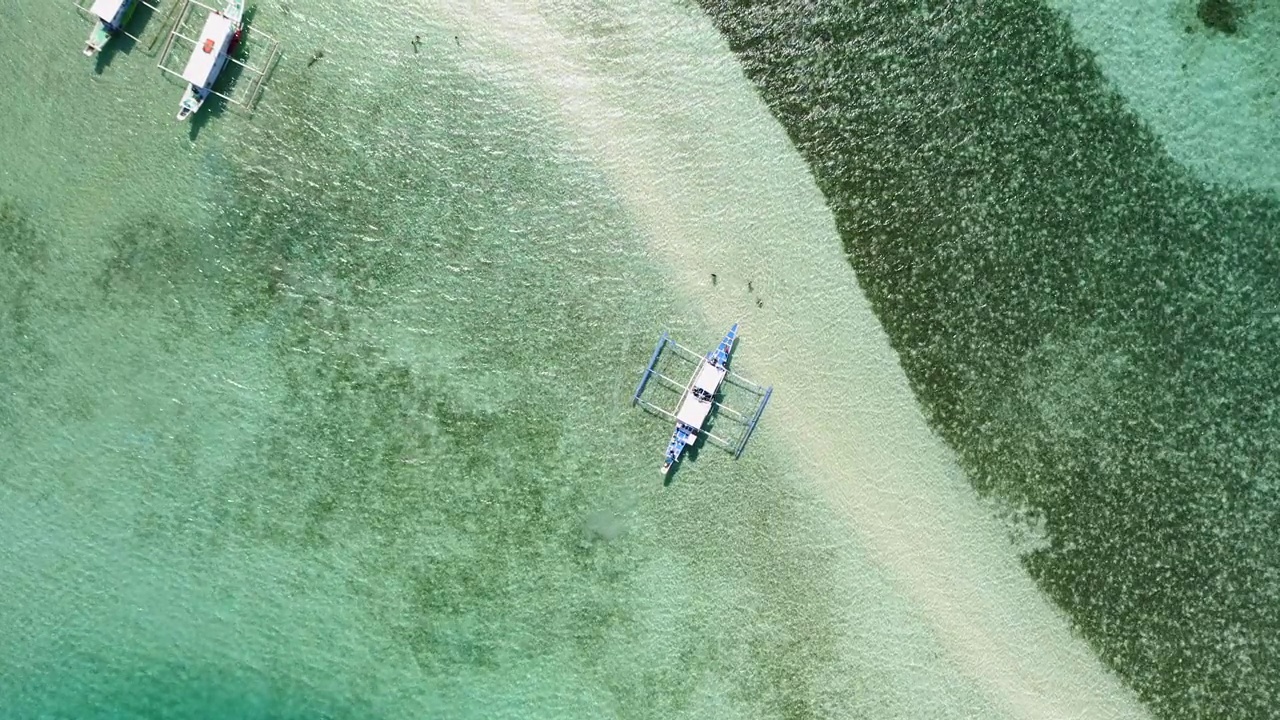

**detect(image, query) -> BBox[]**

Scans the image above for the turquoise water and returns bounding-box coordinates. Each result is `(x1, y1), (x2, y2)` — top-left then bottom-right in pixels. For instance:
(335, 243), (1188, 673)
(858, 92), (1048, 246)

(3, 2), (1006, 718)
(0, 1), (1271, 718)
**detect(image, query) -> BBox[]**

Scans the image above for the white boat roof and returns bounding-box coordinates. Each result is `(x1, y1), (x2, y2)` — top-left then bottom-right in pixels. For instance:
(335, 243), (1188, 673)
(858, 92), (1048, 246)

(675, 393), (713, 429)
(674, 361), (726, 428)
(692, 362), (726, 393)
(90, 0), (127, 22)
(181, 12), (236, 87)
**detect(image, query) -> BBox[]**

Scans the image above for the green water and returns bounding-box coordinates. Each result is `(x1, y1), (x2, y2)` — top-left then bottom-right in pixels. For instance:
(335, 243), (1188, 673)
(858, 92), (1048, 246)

(1, 1), (1016, 718)
(2, 0), (1271, 718)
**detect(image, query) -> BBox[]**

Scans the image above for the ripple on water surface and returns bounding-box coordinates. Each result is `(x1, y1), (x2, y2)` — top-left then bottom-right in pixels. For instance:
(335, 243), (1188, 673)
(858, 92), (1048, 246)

(0, 4), (993, 717)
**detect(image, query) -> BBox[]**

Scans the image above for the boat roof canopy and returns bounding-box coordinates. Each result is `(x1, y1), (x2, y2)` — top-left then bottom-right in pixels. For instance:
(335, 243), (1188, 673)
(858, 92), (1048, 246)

(674, 362), (727, 428)
(675, 393), (713, 429)
(692, 362), (726, 393)
(181, 12), (236, 87)
(90, 0), (128, 22)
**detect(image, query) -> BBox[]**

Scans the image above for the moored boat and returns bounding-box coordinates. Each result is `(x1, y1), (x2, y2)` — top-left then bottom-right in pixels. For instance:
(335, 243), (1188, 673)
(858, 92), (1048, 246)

(632, 323), (771, 482)
(83, 0), (139, 57)
(660, 323), (738, 474)
(174, 0), (243, 120)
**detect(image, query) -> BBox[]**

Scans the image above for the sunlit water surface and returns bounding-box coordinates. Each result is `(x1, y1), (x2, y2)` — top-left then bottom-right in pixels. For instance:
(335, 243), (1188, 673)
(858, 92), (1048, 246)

(2, 1), (1273, 719)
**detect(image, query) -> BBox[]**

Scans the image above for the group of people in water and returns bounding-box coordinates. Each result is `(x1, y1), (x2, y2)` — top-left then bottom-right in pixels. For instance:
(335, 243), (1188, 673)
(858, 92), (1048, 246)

(710, 274), (764, 308)
(306, 33), (454, 69)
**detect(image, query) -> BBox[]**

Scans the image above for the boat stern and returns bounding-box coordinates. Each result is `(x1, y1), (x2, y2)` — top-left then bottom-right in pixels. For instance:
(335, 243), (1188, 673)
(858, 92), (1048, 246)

(84, 21), (110, 57)
(176, 86), (205, 121)
(661, 423), (697, 474)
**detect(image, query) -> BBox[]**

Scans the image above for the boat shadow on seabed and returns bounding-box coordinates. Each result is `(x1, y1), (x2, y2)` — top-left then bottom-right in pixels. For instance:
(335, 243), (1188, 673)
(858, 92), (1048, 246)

(92, 27), (138, 74)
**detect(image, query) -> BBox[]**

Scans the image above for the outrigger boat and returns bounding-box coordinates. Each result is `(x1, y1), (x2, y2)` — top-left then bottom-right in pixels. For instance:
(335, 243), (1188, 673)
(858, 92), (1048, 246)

(171, 0), (242, 120)
(157, 0), (280, 120)
(632, 324), (773, 477)
(77, 0), (156, 57)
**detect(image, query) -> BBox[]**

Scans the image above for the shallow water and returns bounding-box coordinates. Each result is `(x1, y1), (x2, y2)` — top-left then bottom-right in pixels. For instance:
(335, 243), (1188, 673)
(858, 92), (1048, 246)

(3, 2), (1019, 717)
(1, 1), (1271, 718)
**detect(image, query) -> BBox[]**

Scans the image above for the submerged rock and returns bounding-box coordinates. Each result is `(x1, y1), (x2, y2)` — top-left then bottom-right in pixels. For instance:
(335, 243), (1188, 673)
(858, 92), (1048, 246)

(1198, 0), (1242, 35)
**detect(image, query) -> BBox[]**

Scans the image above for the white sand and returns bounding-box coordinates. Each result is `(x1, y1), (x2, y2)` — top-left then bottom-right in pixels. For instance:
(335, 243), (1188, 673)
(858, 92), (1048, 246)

(432, 2), (1154, 718)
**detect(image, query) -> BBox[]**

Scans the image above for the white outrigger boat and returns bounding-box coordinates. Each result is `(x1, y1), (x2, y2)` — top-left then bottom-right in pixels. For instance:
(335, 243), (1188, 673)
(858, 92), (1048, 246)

(156, 0), (279, 120)
(76, 0), (156, 57)
(173, 0), (241, 120)
(632, 324), (772, 477)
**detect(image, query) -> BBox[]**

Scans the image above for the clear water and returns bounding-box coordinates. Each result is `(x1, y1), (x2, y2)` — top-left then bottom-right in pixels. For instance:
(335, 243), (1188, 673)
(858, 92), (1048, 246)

(1, 1), (1271, 719)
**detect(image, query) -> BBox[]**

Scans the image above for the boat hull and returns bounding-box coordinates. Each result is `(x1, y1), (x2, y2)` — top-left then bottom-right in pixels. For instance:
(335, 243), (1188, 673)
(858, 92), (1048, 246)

(174, 3), (243, 121)
(83, 0), (137, 57)
(84, 20), (111, 56)
(659, 324), (739, 474)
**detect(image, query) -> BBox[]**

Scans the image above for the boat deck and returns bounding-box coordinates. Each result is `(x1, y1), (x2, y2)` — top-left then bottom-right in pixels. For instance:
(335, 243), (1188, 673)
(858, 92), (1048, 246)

(674, 359), (726, 428)
(76, 0), (168, 45)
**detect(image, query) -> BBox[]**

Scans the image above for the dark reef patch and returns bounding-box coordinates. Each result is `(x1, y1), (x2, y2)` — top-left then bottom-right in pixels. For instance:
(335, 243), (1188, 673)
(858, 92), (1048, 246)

(169, 57), (858, 710)
(1198, 0), (1243, 34)
(158, 67), (665, 682)
(695, 0), (1280, 718)
(0, 199), (49, 346)
(0, 198), (53, 397)
(95, 213), (215, 331)
(98, 215), (197, 294)
(0, 198), (48, 270)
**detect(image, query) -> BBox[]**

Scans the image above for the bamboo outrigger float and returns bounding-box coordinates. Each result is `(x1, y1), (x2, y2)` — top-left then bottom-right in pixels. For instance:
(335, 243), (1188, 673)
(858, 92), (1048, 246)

(632, 324), (772, 477)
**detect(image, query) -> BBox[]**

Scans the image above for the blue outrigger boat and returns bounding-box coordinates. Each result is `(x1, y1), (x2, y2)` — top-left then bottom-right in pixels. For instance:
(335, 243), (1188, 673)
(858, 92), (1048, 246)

(632, 324), (772, 477)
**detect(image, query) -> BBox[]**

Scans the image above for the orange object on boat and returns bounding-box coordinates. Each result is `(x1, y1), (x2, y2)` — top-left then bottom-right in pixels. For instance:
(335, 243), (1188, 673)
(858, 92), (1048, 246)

(202, 38), (215, 53)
